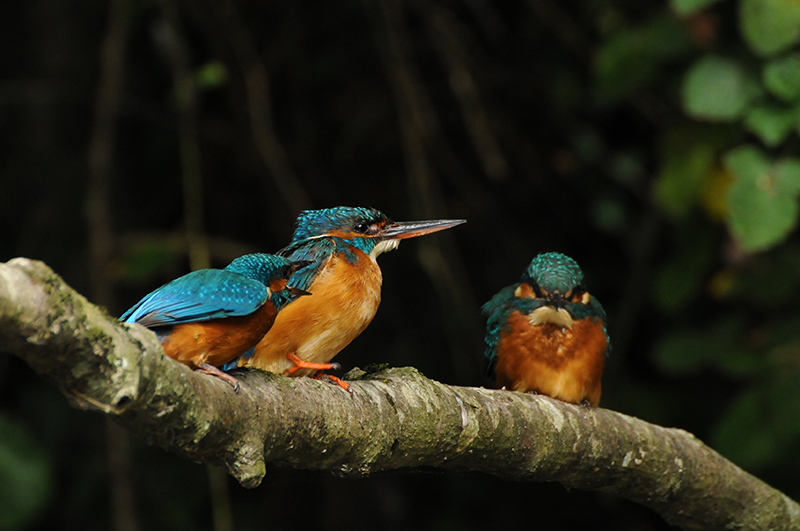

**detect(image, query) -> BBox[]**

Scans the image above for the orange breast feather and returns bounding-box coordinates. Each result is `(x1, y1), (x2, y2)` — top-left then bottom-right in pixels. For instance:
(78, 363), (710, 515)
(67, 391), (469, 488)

(494, 312), (607, 406)
(161, 302), (278, 369)
(242, 251), (383, 376)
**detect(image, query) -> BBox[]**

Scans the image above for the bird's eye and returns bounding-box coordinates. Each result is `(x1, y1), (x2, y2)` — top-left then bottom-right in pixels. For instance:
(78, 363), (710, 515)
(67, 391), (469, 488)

(355, 221), (381, 234)
(537, 287), (549, 298)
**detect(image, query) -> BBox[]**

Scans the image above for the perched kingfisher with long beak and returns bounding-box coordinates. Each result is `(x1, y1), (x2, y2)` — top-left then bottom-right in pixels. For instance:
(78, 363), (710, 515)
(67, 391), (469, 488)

(120, 253), (308, 390)
(231, 206), (465, 390)
(482, 252), (609, 407)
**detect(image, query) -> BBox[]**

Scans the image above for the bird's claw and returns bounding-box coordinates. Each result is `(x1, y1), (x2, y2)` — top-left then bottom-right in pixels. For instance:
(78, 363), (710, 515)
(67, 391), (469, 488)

(194, 362), (240, 392)
(314, 372), (351, 393)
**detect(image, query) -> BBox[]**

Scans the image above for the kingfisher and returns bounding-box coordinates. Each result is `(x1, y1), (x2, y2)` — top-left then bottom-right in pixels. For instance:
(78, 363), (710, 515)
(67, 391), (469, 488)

(120, 253), (309, 390)
(230, 206), (465, 390)
(482, 252), (609, 407)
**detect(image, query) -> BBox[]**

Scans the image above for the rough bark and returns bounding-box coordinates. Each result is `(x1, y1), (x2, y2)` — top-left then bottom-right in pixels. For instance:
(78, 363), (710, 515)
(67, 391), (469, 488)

(1, 257), (798, 531)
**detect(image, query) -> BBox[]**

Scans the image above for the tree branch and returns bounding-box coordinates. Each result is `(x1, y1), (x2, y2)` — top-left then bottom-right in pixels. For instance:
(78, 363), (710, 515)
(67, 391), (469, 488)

(1, 257), (798, 531)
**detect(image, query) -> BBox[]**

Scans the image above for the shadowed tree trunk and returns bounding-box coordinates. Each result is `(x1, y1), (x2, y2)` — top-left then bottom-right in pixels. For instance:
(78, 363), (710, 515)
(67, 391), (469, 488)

(1, 257), (798, 531)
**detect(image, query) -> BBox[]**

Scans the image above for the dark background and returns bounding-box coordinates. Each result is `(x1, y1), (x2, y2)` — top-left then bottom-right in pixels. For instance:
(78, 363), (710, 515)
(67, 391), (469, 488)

(2, 0), (799, 529)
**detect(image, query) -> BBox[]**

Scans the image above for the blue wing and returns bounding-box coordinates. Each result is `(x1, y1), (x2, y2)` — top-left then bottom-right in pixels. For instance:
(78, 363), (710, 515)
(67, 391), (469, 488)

(481, 284), (547, 367)
(278, 237), (336, 292)
(120, 269), (269, 328)
(481, 285), (517, 366)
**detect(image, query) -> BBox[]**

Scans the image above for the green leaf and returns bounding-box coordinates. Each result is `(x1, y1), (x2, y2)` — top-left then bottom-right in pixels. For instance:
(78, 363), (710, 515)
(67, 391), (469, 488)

(0, 414), (52, 530)
(654, 127), (717, 217)
(740, 0), (800, 57)
(763, 54), (800, 102)
(743, 104), (796, 147)
(671, 0), (723, 16)
(775, 157), (800, 194)
(724, 146), (800, 251)
(682, 56), (755, 121)
(595, 14), (692, 99)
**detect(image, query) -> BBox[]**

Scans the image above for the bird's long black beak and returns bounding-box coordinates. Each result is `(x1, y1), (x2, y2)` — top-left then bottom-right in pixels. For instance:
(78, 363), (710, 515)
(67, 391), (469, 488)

(379, 218), (466, 240)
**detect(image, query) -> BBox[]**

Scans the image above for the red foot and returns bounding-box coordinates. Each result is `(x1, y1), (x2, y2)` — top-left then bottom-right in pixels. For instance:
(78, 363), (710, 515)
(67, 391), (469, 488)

(285, 352), (341, 375)
(314, 372), (351, 393)
(194, 361), (240, 392)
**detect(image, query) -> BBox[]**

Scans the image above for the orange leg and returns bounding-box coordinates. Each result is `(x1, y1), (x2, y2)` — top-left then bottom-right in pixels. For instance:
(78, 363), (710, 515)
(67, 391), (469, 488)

(313, 372), (351, 393)
(285, 352), (341, 374)
(194, 361), (240, 392)
(284, 353), (350, 392)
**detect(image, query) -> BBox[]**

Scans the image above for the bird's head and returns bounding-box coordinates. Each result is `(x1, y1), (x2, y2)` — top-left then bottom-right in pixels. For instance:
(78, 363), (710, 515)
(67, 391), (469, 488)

(291, 206), (465, 258)
(515, 252), (592, 328)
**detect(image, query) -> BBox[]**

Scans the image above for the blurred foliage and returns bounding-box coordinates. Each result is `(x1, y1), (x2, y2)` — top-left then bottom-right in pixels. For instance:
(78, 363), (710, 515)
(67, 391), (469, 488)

(0, 413), (52, 530)
(724, 145), (800, 251)
(4, 0), (800, 529)
(595, 12), (692, 100)
(683, 55), (759, 121)
(740, 0), (800, 56)
(194, 61), (228, 89)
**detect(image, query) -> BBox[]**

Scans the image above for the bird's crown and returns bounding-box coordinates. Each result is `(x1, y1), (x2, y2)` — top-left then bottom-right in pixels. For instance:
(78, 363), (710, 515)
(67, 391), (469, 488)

(291, 206), (390, 242)
(523, 252), (585, 294)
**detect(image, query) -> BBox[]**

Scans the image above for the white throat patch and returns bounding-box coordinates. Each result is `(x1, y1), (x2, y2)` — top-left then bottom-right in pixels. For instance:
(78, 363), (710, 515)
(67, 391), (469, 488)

(528, 306), (574, 329)
(371, 239), (400, 259)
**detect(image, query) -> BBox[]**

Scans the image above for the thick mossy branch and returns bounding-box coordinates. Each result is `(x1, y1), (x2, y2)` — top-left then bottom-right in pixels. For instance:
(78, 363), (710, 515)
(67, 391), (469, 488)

(1, 258), (798, 531)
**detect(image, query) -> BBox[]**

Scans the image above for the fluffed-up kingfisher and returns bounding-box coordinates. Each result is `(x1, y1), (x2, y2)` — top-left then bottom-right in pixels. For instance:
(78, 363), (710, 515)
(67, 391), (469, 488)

(482, 252), (609, 407)
(229, 206), (465, 390)
(120, 253), (308, 390)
